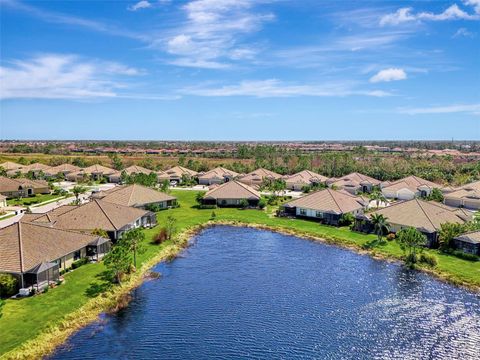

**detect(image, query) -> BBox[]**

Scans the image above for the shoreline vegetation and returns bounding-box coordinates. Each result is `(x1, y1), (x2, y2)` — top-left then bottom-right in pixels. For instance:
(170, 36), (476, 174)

(1, 190), (479, 359)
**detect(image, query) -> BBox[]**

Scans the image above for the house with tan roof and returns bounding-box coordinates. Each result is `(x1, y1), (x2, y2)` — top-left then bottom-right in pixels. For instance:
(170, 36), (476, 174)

(0, 161), (24, 176)
(93, 184), (176, 209)
(283, 170), (328, 191)
(326, 172), (381, 195)
(109, 165), (154, 183)
(0, 176), (50, 198)
(46, 163), (81, 178)
(47, 199), (156, 240)
(198, 167), (239, 185)
(0, 221), (110, 290)
(444, 188), (480, 210)
(354, 199), (471, 247)
(202, 180), (261, 207)
(83, 164), (117, 181)
(157, 166), (197, 184)
(381, 175), (441, 200)
(238, 168), (282, 187)
(453, 231), (480, 255)
(19, 163), (52, 177)
(282, 188), (366, 226)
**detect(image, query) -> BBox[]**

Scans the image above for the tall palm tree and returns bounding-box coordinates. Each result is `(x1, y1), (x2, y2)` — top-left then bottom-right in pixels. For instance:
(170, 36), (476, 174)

(370, 213), (390, 243)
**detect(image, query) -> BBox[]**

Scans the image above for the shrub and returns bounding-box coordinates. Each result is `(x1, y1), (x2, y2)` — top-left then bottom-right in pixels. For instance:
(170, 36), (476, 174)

(240, 199), (249, 208)
(153, 228), (168, 244)
(258, 199), (266, 209)
(452, 251), (480, 262)
(145, 203), (163, 212)
(198, 204), (217, 209)
(210, 211), (217, 219)
(386, 233), (396, 241)
(339, 213), (355, 227)
(0, 273), (19, 298)
(71, 258), (89, 269)
(418, 253), (438, 267)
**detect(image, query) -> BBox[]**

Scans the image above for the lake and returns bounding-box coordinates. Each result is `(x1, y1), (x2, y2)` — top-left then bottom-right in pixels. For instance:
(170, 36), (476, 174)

(49, 226), (480, 359)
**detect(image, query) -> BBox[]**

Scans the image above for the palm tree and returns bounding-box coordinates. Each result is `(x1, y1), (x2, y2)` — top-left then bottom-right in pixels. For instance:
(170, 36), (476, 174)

(72, 185), (87, 205)
(369, 189), (386, 208)
(370, 213), (389, 243)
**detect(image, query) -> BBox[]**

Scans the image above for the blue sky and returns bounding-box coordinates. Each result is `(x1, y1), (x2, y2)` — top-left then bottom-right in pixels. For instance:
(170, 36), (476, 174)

(0, 0), (479, 140)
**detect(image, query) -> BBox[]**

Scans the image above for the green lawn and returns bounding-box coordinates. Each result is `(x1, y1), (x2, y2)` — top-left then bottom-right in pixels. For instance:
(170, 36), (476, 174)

(1, 189), (479, 356)
(6, 194), (64, 207)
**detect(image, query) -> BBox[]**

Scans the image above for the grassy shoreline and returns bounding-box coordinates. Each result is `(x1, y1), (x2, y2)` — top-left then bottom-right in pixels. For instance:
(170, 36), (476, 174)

(1, 190), (479, 359)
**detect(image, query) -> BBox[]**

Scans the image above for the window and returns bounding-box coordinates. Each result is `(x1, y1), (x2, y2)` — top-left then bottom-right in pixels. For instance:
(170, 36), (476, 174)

(299, 208), (307, 216)
(74, 250), (81, 261)
(316, 211), (323, 218)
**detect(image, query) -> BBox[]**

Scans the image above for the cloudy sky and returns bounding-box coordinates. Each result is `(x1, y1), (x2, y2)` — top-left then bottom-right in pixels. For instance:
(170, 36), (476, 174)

(0, 0), (479, 140)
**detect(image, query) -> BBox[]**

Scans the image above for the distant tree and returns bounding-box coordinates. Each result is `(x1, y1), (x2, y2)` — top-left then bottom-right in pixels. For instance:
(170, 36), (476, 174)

(92, 228), (109, 238)
(396, 227), (427, 267)
(370, 214), (390, 243)
(72, 157), (86, 167)
(160, 179), (170, 193)
(0, 167), (6, 177)
(195, 192), (205, 206)
(109, 153), (124, 171)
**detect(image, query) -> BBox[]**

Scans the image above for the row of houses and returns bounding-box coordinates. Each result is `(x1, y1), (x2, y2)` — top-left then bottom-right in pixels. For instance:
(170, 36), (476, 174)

(2, 161), (480, 210)
(0, 183), (177, 293)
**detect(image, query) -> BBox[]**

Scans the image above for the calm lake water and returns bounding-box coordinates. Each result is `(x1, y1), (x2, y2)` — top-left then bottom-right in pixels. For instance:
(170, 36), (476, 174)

(49, 226), (480, 359)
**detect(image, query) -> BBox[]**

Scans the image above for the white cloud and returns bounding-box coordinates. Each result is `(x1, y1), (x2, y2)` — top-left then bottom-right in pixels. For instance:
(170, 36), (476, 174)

(128, 1), (152, 11)
(380, 4), (479, 26)
(162, 0), (274, 68)
(453, 27), (475, 37)
(464, 0), (480, 14)
(180, 79), (391, 98)
(0, 54), (144, 100)
(398, 103), (480, 115)
(369, 68), (407, 83)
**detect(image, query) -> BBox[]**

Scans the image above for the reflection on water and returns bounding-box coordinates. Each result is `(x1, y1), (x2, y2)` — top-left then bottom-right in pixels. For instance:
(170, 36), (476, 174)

(49, 226), (480, 360)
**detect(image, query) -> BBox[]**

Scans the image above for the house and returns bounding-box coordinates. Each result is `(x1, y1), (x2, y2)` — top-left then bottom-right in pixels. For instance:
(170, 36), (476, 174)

(354, 199), (470, 248)
(444, 188), (480, 210)
(82, 164), (117, 181)
(46, 163), (81, 178)
(202, 180), (261, 207)
(198, 167), (239, 185)
(282, 188), (366, 226)
(283, 170), (328, 191)
(238, 168), (282, 187)
(157, 166), (197, 184)
(0, 221), (110, 291)
(381, 175), (441, 200)
(19, 163), (52, 177)
(0, 161), (24, 176)
(0, 194), (7, 207)
(0, 176), (50, 198)
(326, 172), (381, 194)
(65, 170), (88, 182)
(93, 184), (177, 209)
(453, 231), (480, 255)
(108, 165), (154, 183)
(48, 199), (156, 240)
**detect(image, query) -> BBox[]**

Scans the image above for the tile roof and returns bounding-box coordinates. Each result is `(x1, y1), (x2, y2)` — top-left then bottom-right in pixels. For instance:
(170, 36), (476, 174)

(454, 231), (480, 245)
(83, 164), (116, 175)
(198, 167), (239, 180)
(366, 199), (467, 233)
(52, 199), (149, 232)
(162, 166), (197, 178)
(0, 162), (23, 171)
(328, 172), (381, 188)
(0, 221), (104, 273)
(47, 163), (81, 174)
(284, 170), (328, 185)
(283, 188), (365, 214)
(444, 188), (480, 200)
(204, 180), (261, 200)
(381, 176), (440, 193)
(20, 163), (52, 173)
(99, 184), (176, 207)
(462, 180), (480, 192)
(238, 168), (282, 183)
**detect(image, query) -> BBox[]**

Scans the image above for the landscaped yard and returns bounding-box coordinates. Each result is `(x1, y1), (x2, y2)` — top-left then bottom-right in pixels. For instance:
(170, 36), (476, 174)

(6, 193), (64, 207)
(1, 189), (479, 356)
